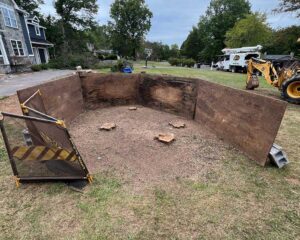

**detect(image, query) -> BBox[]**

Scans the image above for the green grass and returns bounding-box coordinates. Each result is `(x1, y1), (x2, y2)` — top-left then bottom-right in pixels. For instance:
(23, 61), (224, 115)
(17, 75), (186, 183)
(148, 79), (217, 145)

(0, 63), (299, 239)
(99, 61), (276, 93)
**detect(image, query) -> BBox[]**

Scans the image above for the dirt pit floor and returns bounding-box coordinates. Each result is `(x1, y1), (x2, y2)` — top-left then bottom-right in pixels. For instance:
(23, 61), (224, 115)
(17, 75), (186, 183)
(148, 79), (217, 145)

(70, 106), (239, 191)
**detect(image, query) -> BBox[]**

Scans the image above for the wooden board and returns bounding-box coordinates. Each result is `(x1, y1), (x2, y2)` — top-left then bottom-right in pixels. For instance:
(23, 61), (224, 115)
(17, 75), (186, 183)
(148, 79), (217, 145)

(17, 74), (83, 124)
(139, 74), (198, 119)
(194, 80), (287, 166)
(80, 73), (140, 109)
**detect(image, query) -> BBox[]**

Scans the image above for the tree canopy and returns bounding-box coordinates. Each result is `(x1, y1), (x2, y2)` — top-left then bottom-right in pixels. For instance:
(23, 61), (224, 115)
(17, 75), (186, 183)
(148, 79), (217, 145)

(264, 26), (300, 56)
(54, 0), (99, 56)
(109, 0), (153, 58)
(225, 13), (272, 48)
(139, 41), (171, 61)
(181, 27), (203, 60)
(14, 0), (44, 16)
(54, 0), (98, 28)
(275, 0), (300, 17)
(181, 0), (251, 62)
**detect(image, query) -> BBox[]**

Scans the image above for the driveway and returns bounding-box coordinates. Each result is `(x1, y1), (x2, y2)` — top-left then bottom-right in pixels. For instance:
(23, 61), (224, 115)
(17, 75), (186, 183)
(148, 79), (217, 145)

(0, 70), (75, 97)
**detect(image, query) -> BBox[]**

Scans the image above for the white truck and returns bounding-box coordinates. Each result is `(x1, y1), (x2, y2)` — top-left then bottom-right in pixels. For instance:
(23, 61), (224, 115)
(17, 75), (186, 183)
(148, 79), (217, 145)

(215, 45), (262, 73)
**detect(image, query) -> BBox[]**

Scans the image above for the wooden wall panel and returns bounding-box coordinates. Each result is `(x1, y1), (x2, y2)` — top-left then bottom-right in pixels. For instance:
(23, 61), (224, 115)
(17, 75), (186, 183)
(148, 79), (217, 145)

(17, 74), (83, 124)
(16, 72), (287, 166)
(80, 73), (140, 109)
(139, 74), (198, 119)
(194, 80), (287, 166)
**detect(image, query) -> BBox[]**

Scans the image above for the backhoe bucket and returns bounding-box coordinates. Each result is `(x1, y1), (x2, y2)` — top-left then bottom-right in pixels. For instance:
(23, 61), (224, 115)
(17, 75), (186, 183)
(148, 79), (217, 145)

(246, 75), (259, 90)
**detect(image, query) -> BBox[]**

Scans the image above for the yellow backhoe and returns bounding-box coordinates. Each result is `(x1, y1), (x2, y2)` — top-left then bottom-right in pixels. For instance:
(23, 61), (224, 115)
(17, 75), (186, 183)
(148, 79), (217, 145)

(246, 58), (300, 104)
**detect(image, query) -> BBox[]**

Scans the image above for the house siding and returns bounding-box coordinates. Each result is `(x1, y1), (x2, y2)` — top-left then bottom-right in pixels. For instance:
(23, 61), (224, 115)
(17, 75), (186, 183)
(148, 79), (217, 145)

(0, 2), (28, 57)
(19, 12), (33, 55)
(0, 0), (52, 73)
(28, 24), (46, 41)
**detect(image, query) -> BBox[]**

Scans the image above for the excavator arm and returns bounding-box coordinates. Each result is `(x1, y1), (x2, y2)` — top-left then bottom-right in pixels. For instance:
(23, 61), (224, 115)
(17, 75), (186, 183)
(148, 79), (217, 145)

(246, 58), (279, 90)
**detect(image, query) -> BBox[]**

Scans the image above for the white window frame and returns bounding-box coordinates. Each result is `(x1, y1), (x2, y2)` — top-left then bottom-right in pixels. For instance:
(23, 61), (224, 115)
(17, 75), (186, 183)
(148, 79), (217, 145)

(1, 6), (18, 29)
(10, 39), (25, 56)
(35, 25), (40, 36)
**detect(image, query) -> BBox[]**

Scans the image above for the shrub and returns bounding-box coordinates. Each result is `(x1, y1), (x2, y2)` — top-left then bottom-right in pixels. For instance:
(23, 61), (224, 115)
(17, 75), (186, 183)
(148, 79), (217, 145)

(105, 54), (118, 60)
(168, 57), (180, 66)
(98, 54), (105, 60)
(48, 53), (99, 70)
(182, 58), (196, 68)
(111, 59), (133, 72)
(31, 65), (42, 71)
(168, 58), (195, 67)
(40, 63), (49, 70)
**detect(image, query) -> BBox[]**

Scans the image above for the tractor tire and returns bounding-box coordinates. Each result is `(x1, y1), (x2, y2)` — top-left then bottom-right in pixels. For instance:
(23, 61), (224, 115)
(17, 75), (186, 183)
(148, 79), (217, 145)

(281, 75), (300, 104)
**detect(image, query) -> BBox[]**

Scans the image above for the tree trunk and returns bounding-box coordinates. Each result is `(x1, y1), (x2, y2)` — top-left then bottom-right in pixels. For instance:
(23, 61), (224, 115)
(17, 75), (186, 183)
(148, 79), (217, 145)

(133, 47), (136, 61)
(61, 21), (68, 64)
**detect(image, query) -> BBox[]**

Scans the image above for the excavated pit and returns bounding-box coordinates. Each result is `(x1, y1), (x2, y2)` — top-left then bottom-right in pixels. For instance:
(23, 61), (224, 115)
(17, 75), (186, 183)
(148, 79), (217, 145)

(15, 71), (287, 184)
(69, 106), (230, 187)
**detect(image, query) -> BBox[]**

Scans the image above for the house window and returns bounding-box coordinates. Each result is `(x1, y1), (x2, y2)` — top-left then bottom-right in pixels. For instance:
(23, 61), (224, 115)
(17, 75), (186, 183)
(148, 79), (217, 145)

(1, 7), (17, 28)
(11, 40), (25, 56)
(35, 26), (40, 36)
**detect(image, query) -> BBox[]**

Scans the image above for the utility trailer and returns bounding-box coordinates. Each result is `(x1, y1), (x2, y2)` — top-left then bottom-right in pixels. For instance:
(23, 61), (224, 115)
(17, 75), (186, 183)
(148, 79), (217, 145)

(214, 45), (262, 73)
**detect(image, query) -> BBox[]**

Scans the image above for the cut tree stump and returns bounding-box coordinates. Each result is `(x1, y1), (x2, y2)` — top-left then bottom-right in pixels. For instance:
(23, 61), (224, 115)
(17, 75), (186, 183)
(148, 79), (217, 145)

(99, 123), (116, 131)
(169, 121), (186, 129)
(155, 133), (175, 144)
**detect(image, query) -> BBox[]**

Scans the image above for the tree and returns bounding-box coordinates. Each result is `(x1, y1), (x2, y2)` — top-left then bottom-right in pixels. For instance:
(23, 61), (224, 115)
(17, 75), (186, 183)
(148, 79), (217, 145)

(225, 13), (272, 48)
(109, 0), (153, 58)
(190, 0), (251, 62)
(264, 26), (300, 56)
(85, 25), (110, 50)
(40, 15), (63, 57)
(139, 41), (172, 61)
(14, 0), (44, 16)
(54, 0), (99, 55)
(169, 44), (180, 58)
(275, 0), (300, 17)
(181, 27), (203, 60)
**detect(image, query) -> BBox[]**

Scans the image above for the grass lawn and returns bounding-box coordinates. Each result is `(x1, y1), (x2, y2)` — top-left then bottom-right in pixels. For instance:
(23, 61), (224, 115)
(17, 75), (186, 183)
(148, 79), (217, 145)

(0, 62), (299, 239)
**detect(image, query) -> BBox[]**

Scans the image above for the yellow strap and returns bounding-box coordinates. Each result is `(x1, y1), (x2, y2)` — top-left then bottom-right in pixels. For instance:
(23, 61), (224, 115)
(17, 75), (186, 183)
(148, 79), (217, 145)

(12, 146), (77, 161)
(14, 176), (20, 188)
(87, 174), (93, 184)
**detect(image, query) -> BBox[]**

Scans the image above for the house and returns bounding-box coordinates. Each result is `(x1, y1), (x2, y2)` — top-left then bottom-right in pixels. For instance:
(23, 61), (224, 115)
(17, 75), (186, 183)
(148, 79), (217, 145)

(0, 0), (52, 73)
(26, 15), (53, 65)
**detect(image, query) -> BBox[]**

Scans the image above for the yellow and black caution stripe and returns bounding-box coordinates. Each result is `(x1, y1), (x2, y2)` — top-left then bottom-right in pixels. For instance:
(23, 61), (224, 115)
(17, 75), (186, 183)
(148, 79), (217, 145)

(11, 146), (77, 161)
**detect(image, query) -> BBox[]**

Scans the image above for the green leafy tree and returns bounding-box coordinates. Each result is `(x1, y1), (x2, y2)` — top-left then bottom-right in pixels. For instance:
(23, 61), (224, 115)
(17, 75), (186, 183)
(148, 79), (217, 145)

(140, 41), (172, 61)
(85, 25), (110, 50)
(264, 26), (300, 56)
(169, 44), (180, 58)
(225, 13), (272, 48)
(181, 27), (203, 60)
(54, 0), (99, 55)
(40, 15), (63, 57)
(196, 0), (251, 62)
(109, 0), (153, 58)
(15, 0), (44, 15)
(275, 0), (300, 17)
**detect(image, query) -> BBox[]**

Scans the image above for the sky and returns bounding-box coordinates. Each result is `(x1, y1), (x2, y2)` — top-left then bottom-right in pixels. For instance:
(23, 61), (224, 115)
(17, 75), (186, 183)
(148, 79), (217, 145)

(40, 0), (300, 46)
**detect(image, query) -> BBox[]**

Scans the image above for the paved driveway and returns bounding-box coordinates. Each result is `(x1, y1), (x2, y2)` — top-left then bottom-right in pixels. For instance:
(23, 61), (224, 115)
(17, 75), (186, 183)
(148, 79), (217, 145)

(0, 70), (75, 97)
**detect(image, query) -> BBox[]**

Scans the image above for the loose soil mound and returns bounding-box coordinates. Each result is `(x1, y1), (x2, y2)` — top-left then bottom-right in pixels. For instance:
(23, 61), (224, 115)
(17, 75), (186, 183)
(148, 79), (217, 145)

(69, 106), (232, 189)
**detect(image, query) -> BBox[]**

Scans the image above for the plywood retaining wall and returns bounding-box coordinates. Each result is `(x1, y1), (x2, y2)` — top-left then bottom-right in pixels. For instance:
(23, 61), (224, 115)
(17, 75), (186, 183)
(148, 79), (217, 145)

(17, 72), (287, 166)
